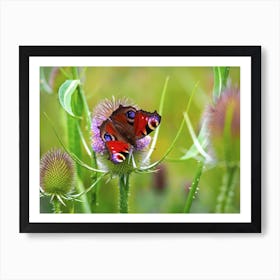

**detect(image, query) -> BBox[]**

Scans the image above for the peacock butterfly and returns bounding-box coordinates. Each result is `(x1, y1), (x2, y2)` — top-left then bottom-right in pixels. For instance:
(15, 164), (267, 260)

(99, 105), (161, 164)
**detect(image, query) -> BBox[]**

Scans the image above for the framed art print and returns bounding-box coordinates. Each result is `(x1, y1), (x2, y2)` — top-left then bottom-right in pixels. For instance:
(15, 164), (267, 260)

(19, 46), (261, 233)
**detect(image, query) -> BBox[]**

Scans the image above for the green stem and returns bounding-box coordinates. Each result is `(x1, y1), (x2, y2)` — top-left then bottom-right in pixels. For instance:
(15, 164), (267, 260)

(67, 115), (82, 176)
(76, 179), (91, 213)
(184, 160), (204, 213)
(225, 166), (239, 212)
(119, 174), (130, 213)
(52, 198), (62, 213)
(215, 99), (238, 213)
(72, 67), (92, 134)
(72, 68), (98, 170)
(216, 165), (238, 213)
(212, 67), (230, 103)
(72, 67), (100, 212)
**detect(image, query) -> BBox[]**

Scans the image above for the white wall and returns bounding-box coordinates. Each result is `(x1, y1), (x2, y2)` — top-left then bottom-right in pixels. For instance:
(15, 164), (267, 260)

(0, 0), (279, 279)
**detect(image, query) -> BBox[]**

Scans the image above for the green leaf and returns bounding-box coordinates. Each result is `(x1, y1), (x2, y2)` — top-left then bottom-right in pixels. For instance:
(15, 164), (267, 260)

(212, 67), (230, 103)
(58, 80), (81, 117)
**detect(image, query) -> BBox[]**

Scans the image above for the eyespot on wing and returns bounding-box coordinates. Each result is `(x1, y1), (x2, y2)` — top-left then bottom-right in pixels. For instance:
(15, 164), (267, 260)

(134, 110), (161, 139)
(105, 141), (131, 164)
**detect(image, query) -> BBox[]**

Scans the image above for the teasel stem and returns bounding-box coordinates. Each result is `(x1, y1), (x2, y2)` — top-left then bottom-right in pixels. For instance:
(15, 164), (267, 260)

(72, 67), (99, 211)
(72, 68), (97, 167)
(216, 165), (239, 213)
(72, 67), (97, 165)
(72, 68), (91, 133)
(224, 166), (239, 212)
(52, 198), (62, 213)
(216, 101), (239, 213)
(184, 159), (204, 213)
(119, 174), (130, 213)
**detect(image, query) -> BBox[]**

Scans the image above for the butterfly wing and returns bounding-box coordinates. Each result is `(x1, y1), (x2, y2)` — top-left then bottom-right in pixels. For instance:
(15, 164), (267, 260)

(109, 105), (161, 141)
(99, 120), (120, 142)
(133, 110), (161, 140)
(99, 105), (161, 164)
(105, 141), (131, 164)
(99, 119), (131, 164)
(110, 105), (137, 145)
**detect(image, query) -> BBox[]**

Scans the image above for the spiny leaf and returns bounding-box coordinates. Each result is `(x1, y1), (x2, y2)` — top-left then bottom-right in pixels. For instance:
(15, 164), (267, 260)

(58, 80), (81, 117)
(138, 118), (185, 171)
(183, 112), (212, 162)
(140, 81), (200, 170)
(179, 120), (208, 160)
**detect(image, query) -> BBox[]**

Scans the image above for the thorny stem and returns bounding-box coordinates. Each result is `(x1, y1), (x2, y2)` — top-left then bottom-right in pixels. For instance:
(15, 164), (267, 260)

(216, 165), (239, 213)
(72, 67), (97, 171)
(72, 67), (100, 212)
(72, 68), (92, 133)
(119, 174), (130, 213)
(52, 198), (62, 213)
(184, 160), (205, 213)
(216, 102), (239, 213)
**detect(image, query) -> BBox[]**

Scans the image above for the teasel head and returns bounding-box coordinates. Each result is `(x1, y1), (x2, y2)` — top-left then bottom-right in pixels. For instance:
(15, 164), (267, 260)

(40, 149), (75, 205)
(91, 97), (152, 175)
(205, 87), (240, 161)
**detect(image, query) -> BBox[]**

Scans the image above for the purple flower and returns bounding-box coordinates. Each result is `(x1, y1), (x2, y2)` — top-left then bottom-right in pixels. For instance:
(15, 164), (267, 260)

(91, 97), (153, 174)
(91, 97), (152, 154)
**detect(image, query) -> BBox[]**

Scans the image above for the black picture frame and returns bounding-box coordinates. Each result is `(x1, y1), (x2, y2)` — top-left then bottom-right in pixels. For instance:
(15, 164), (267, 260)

(19, 46), (261, 233)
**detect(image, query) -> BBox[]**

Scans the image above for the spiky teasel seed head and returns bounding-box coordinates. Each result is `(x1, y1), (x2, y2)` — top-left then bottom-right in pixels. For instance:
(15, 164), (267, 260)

(40, 149), (75, 196)
(207, 87), (240, 138)
(204, 87), (240, 161)
(91, 97), (151, 175)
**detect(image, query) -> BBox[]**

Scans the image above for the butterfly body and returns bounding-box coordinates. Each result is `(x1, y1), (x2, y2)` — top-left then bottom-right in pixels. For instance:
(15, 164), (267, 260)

(99, 105), (161, 164)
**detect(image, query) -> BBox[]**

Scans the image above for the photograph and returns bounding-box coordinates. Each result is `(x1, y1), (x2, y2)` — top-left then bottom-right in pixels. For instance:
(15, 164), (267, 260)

(39, 65), (241, 215)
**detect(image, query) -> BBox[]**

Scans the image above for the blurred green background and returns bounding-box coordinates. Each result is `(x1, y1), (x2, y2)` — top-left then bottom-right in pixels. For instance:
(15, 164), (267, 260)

(40, 66), (240, 213)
